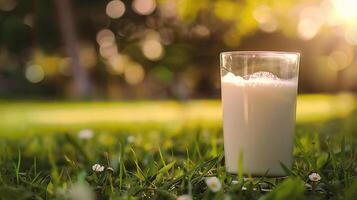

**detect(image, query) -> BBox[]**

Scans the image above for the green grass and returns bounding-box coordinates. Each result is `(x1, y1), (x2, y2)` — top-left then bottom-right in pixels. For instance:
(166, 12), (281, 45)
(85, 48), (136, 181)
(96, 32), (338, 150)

(0, 94), (355, 134)
(0, 94), (356, 199)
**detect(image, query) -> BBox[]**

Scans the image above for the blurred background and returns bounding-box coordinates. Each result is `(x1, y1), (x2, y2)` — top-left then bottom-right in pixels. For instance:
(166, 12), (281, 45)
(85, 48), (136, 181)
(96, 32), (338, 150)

(0, 0), (357, 100)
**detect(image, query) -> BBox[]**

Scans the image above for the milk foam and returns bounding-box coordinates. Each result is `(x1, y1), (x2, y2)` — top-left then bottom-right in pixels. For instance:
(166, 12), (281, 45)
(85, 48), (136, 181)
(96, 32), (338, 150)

(223, 72), (297, 86)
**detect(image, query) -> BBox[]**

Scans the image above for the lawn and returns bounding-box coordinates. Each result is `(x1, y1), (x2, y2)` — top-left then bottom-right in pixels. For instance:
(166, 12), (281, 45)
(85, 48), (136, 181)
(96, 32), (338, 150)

(0, 94), (355, 134)
(0, 94), (356, 200)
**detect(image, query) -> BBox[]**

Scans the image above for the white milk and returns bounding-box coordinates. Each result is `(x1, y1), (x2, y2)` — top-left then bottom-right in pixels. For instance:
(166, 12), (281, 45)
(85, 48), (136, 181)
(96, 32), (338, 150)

(221, 72), (298, 176)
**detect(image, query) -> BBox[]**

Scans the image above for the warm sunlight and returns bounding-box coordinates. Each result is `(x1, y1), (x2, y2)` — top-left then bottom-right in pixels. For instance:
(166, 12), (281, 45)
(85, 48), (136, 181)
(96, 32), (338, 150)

(333, 0), (357, 21)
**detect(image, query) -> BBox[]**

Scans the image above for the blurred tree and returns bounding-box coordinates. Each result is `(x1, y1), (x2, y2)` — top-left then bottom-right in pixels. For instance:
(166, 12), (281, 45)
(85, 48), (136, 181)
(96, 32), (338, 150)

(0, 0), (356, 99)
(54, 0), (91, 98)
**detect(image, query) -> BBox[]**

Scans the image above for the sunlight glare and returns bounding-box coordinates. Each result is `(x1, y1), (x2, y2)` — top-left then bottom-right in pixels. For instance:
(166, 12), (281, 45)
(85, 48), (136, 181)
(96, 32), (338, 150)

(344, 27), (357, 45)
(333, 0), (357, 20)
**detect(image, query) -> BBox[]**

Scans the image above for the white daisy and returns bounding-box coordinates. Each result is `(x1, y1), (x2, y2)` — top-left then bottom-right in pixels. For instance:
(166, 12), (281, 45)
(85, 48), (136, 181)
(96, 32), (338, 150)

(78, 129), (94, 139)
(309, 172), (321, 182)
(92, 164), (104, 172)
(205, 177), (222, 192)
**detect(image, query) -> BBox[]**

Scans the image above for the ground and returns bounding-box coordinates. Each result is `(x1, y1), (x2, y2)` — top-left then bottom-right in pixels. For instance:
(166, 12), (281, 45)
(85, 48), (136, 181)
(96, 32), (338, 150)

(0, 94), (356, 200)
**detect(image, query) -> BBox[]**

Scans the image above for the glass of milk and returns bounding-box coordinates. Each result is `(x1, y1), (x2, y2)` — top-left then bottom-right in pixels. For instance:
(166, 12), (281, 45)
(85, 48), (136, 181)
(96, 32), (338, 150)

(220, 51), (300, 177)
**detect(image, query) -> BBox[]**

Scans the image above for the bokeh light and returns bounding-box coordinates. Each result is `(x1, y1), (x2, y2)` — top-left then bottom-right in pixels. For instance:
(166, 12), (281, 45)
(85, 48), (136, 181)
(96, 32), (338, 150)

(96, 29), (115, 46)
(132, 0), (156, 15)
(99, 43), (118, 59)
(300, 6), (324, 24)
(327, 50), (353, 71)
(106, 0), (126, 19)
(141, 39), (163, 61)
(32, 53), (63, 76)
(96, 28), (119, 61)
(253, 5), (278, 33)
(25, 64), (45, 83)
(253, 5), (270, 24)
(319, 0), (338, 26)
(192, 25), (210, 38)
(297, 6), (323, 40)
(344, 27), (357, 45)
(298, 18), (320, 40)
(1, 0), (357, 99)
(259, 19), (278, 33)
(333, 0), (357, 20)
(124, 63), (145, 85)
(0, 0), (16, 11)
(108, 54), (130, 74)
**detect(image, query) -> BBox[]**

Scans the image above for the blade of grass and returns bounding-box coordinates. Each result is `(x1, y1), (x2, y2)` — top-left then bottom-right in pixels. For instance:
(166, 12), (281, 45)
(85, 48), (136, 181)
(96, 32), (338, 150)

(158, 146), (166, 166)
(15, 149), (21, 184)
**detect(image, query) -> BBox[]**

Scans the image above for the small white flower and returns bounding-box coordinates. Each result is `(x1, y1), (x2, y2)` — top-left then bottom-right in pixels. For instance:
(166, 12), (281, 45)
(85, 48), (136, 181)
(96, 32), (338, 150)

(78, 129), (94, 139)
(309, 172), (321, 182)
(177, 194), (191, 200)
(127, 135), (135, 143)
(205, 177), (222, 192)
(92, 164), (104, 172)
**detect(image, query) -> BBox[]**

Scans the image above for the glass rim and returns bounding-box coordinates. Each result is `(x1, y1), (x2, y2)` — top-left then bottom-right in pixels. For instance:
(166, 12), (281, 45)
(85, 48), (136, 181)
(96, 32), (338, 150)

(220, 51), (300, 57)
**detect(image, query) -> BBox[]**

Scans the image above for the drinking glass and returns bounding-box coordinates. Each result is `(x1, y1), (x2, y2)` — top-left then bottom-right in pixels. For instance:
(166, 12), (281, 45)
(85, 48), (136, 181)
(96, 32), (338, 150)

(220, 51), (300, 176)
